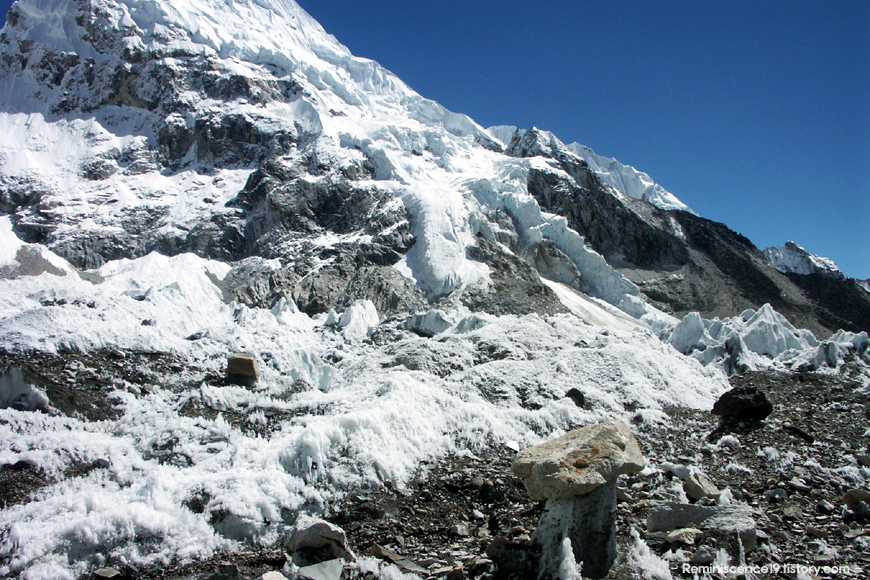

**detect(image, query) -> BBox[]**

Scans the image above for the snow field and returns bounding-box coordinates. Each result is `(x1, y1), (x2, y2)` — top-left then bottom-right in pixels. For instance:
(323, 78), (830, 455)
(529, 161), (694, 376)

(0, 244), (729, 578)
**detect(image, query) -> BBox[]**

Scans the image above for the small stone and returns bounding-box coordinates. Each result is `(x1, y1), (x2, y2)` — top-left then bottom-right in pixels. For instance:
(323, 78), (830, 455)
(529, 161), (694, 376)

(856, 455), (870, 468)
(93, 568), (123, 580)
(665, 527), (704, 545)
(782, 505), (803, 520)
(684, 471), (720, 502)
(806, 526), (827, 538)
(466, 558), (495, 577)
(504, 440), (521, 453)
(816, 500), (836, 514)
(691, 545), (716, 565)
(258, 573), (289, 580)
(789, 477), (811, 493)
(226, 353), (260, 387)
(372, 545), (429, 574)
(449, 523), (470, 538)
(285, 515), (355, 566)
(764, 489), (787, 503)
(783, 423), (815, 443)
(471, 509), (485, 521)
(297, 559), (344, 580)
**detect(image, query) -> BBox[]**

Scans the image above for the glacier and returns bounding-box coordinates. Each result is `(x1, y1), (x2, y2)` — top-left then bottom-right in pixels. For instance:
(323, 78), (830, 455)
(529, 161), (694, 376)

(0, 1), (868, 578)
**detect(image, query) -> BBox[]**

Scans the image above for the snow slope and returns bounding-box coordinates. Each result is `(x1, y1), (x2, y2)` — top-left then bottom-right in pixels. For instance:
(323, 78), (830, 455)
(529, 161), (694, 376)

(0, 0), (664, 320)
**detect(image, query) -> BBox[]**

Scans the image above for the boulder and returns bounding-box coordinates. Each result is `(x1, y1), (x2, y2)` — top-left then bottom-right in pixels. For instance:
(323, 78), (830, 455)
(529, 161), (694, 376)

(843, 488), (870, 511)
(647, 502), (756, 551)
(511, 419), (644, 500)
(284, 515), (355, 566)
(683, 471), (721, 502)
(564, 388), (586, 408)
(226, 353), (259, 387)
(711, 385), (772, 421)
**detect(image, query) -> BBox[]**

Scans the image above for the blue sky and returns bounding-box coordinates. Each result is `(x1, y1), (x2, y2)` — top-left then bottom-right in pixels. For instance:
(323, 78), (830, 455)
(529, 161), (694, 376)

(2, 1), (868, 278)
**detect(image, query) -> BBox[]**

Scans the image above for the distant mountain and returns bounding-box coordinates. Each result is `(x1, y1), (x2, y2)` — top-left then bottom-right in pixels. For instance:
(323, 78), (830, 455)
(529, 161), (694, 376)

(764, 241), (843, 278)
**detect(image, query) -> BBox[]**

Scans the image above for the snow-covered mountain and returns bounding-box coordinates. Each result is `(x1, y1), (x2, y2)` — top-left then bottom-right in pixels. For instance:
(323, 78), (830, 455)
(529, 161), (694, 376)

(489, 125), (693, 213)
(1, 1), (869, 578)
(764, 241), (843, 278)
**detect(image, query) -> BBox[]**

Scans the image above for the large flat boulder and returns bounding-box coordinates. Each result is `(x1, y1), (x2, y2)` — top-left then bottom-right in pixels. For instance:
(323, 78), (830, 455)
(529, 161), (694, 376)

(511, 419), (644, 500)
(647, 501), (757, 551)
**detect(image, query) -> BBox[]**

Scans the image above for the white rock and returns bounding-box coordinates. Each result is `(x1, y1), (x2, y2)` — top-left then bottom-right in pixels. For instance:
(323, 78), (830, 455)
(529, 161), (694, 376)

(284, 515), (355, 566)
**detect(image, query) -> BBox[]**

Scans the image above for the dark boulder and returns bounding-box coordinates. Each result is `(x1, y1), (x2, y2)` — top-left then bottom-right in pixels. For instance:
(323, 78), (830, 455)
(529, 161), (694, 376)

(711, 385), (773, 421)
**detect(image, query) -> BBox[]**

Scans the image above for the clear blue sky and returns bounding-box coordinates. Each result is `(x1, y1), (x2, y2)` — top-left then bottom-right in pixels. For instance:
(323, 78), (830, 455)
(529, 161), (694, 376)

(2, 1), (868, 278)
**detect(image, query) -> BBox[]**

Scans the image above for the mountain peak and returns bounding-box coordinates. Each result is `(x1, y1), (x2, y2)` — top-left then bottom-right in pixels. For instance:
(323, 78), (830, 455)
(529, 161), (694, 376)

(764, 241), (843, 279)
(3, 0), (340, 60)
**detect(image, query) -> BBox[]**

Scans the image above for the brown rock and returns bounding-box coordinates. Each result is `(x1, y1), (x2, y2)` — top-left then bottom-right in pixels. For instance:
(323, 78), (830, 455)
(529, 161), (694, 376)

(226, 353), (259, 386)
(511, 419), (644, 500)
